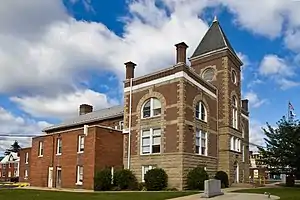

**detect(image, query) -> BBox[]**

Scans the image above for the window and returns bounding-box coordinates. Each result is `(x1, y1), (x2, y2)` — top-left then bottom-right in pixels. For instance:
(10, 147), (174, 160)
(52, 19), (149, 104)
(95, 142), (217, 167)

(8, 171), (11, 177)
(25, 152), (29, 164)
(232, 70), (237, 84)
(202, 67), (215, 81)
(230, 136), (241, 152)
(24, 169), (28, 179)
(141, 128), (161, 155)
(56, 138), (62, 155)
(78, 135), (84, 153)
(38, 141), (43, 157)
(76, 166), (83, 185)
(242, 145), (245, 162)
(232, 96), (238, 129)
(196, 130), (207, 156)
(141, 165), (155, 182)
(195, 101), (207, 122)
(142, 98), (161, 118)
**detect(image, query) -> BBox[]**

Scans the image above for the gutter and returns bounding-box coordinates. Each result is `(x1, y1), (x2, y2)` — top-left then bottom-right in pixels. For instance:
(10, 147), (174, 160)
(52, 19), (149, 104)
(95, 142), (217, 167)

(127, 78), (133, 169)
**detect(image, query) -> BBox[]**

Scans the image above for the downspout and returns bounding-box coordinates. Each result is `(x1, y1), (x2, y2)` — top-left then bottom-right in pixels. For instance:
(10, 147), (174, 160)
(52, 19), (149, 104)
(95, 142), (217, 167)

(127, 77), (133, 169)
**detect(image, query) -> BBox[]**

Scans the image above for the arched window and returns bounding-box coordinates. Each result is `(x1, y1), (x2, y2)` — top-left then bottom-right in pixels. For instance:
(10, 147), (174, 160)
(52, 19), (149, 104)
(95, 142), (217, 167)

(202, 68), (215, 82)
(142, 98), (161, 118)
(195, 101), (207, 122)
(232, 70), (237, 84)
(232, 96), (238, 129)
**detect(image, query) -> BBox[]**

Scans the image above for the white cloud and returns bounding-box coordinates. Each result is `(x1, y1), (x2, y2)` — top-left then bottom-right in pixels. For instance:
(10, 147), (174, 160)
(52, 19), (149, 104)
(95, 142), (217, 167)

(0, 107), (51, 153)
(249, 119), (266, 151)
(276, 78), (300, 90)
(10, 89), (119, 120)
(259, 54), (292, 76)
(244, 91), (267, 108)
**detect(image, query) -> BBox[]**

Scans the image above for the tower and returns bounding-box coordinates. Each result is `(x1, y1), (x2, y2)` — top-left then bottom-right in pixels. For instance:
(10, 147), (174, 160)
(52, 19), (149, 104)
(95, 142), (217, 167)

(188, 18), (249, 184)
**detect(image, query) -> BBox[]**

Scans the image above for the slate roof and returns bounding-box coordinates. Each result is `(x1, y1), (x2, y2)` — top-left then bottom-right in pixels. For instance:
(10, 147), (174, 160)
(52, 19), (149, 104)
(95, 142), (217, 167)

(43, 105), (124, 132)
(191, 18), (238, 58)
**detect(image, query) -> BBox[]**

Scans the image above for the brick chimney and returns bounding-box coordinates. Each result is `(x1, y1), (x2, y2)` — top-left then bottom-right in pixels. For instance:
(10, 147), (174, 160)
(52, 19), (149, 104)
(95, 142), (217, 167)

(175, 42), (189, 64)
(242, 99), (249, 112)
(125, 61), (136, 79)
(79, 104), (93, 115)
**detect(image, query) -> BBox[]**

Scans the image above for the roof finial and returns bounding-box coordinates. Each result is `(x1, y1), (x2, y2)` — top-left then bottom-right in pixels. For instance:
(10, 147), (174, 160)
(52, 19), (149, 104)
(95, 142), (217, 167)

(213, 15), (218, 22)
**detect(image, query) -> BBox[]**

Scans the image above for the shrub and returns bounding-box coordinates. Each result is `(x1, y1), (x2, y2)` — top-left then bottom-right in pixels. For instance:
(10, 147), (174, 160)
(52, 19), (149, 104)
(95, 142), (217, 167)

(144, 168), (168, 191)
(286, 174), (295, 187)
(94, 168), (112, 191)
(186, 166), (209, 190)
(214, 171), (229, 188)
(113, 169), (138, 190)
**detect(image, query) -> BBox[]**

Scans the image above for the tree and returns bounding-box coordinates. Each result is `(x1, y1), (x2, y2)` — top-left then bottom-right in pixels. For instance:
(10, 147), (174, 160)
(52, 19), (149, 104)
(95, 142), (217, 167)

(258, 117), (300, 180)
(4, 141), (21, 155)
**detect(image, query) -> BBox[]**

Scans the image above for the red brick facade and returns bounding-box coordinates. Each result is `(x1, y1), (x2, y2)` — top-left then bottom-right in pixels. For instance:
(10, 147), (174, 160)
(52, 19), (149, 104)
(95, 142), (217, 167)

(25, 125), (123, 190)
(19, 147), (31, 182)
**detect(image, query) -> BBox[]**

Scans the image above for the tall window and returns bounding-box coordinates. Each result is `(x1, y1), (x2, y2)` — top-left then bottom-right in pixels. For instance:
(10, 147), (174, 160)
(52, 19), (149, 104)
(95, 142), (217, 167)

(232, 96), (238, 129)
(142, 98), (161, 118)
(230, 136), (241, 152)
(242, 145), (245, 162)
(78, 135), (84, 153)
(76, 166), (83, 185)
(195, 101), (207, 122)
(141, 165), (155, 182)
(38, 141), (43, 157)
(56, 138), (62, 155)
(24, 170), (28, 179)
(141, 128), (161, 155)
(25, 152), (29, 164)
(196, 129), (207, 156)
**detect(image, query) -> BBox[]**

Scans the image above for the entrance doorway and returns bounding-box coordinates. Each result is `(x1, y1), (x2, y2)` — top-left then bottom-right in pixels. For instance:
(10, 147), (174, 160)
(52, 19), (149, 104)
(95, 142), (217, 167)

(234, 161), (239, 183)
(56, 167), (62, 188)
(48, 167), (53, 188)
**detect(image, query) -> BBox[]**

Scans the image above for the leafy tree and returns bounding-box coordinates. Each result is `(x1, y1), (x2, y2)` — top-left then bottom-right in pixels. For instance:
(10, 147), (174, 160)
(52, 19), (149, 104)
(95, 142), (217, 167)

(258, 117), (300, 181)
(4, 141), (21, 155)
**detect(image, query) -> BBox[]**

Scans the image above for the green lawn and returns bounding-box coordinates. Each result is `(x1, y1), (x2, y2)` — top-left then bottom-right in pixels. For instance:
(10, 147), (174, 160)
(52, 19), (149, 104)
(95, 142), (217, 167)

(0, 189), (197, 200)
(235, 187), (300, 200)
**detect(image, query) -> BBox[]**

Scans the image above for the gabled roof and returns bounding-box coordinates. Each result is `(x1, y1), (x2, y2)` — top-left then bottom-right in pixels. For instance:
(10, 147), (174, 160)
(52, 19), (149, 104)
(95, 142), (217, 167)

(0, 152), (19, 164)
(43, 105), (124, 132)
(191, 17), (238, 58)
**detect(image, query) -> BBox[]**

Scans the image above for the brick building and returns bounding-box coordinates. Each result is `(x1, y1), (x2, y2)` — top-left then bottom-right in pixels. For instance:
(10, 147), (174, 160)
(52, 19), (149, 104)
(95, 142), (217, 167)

(0, 152), (20, 182)
(122, 18), (249, 190)
(18, 147), (31, 182)
(19, 18), (250, 190)
(19, 104), (124, 189)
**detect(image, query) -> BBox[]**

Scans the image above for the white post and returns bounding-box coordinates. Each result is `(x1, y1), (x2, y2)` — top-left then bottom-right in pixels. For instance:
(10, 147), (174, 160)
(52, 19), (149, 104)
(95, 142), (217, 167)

(111, 166), (114, 184)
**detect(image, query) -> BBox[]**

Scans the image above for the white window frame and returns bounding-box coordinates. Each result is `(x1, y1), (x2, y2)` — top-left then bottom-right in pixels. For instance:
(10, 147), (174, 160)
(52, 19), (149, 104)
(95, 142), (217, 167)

(242, 144), (245, 162)
(195, 129), (208, 156)
(141, 98), (162, 119)
(195, 101), (207, 122)
(141, 165), (155, 182)
(232, 96), (238, 129)
(76, 166), (83, 185)
(25, 152), (29, 164)
(232, 70), (237, 84)
(56, 138), (62, 155)
(38, 141), (43, 157)
(78, 135), (84, 153)
(140, 128), (161, 155)
(230, 136), (241, 152)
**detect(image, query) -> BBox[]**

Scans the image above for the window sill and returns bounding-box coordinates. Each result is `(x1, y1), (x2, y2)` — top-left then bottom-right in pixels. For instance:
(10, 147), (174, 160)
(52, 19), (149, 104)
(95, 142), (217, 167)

(140, 153), (161, 156)
(76, 182), (83, 186)
(195, 118), (208, 123)
(77, 151), (84, 154)
(56, 153), (62, 156)
(38, 155), (43, 158)
(141, 115), (161, 120)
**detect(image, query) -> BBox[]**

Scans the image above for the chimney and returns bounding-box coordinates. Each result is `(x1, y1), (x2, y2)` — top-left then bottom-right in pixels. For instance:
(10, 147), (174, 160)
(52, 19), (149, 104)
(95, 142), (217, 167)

(175, 42), (189, 64)
(79, 104), (93, 115)
(242, 99), (249, 112)
(125, 61), (136, 79)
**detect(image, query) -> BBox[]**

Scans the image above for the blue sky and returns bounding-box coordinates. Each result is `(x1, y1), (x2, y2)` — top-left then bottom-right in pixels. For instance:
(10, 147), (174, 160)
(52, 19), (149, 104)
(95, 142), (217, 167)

(0, 0), (300, 152)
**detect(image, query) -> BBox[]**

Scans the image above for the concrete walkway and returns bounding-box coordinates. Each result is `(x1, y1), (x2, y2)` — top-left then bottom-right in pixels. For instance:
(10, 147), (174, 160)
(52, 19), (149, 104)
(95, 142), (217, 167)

(170, 193), (280, 200)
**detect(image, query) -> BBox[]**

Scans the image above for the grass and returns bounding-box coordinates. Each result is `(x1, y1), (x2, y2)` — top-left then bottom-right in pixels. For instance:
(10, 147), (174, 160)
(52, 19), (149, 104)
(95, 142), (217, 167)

(235, 187), (300, 200)
(0, 189), (197, 200)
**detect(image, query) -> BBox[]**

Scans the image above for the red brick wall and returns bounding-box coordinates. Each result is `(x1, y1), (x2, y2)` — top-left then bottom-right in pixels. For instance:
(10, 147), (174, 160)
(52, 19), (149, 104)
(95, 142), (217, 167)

(19, 148), (31, 182)
(94, 128), (123, 172)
